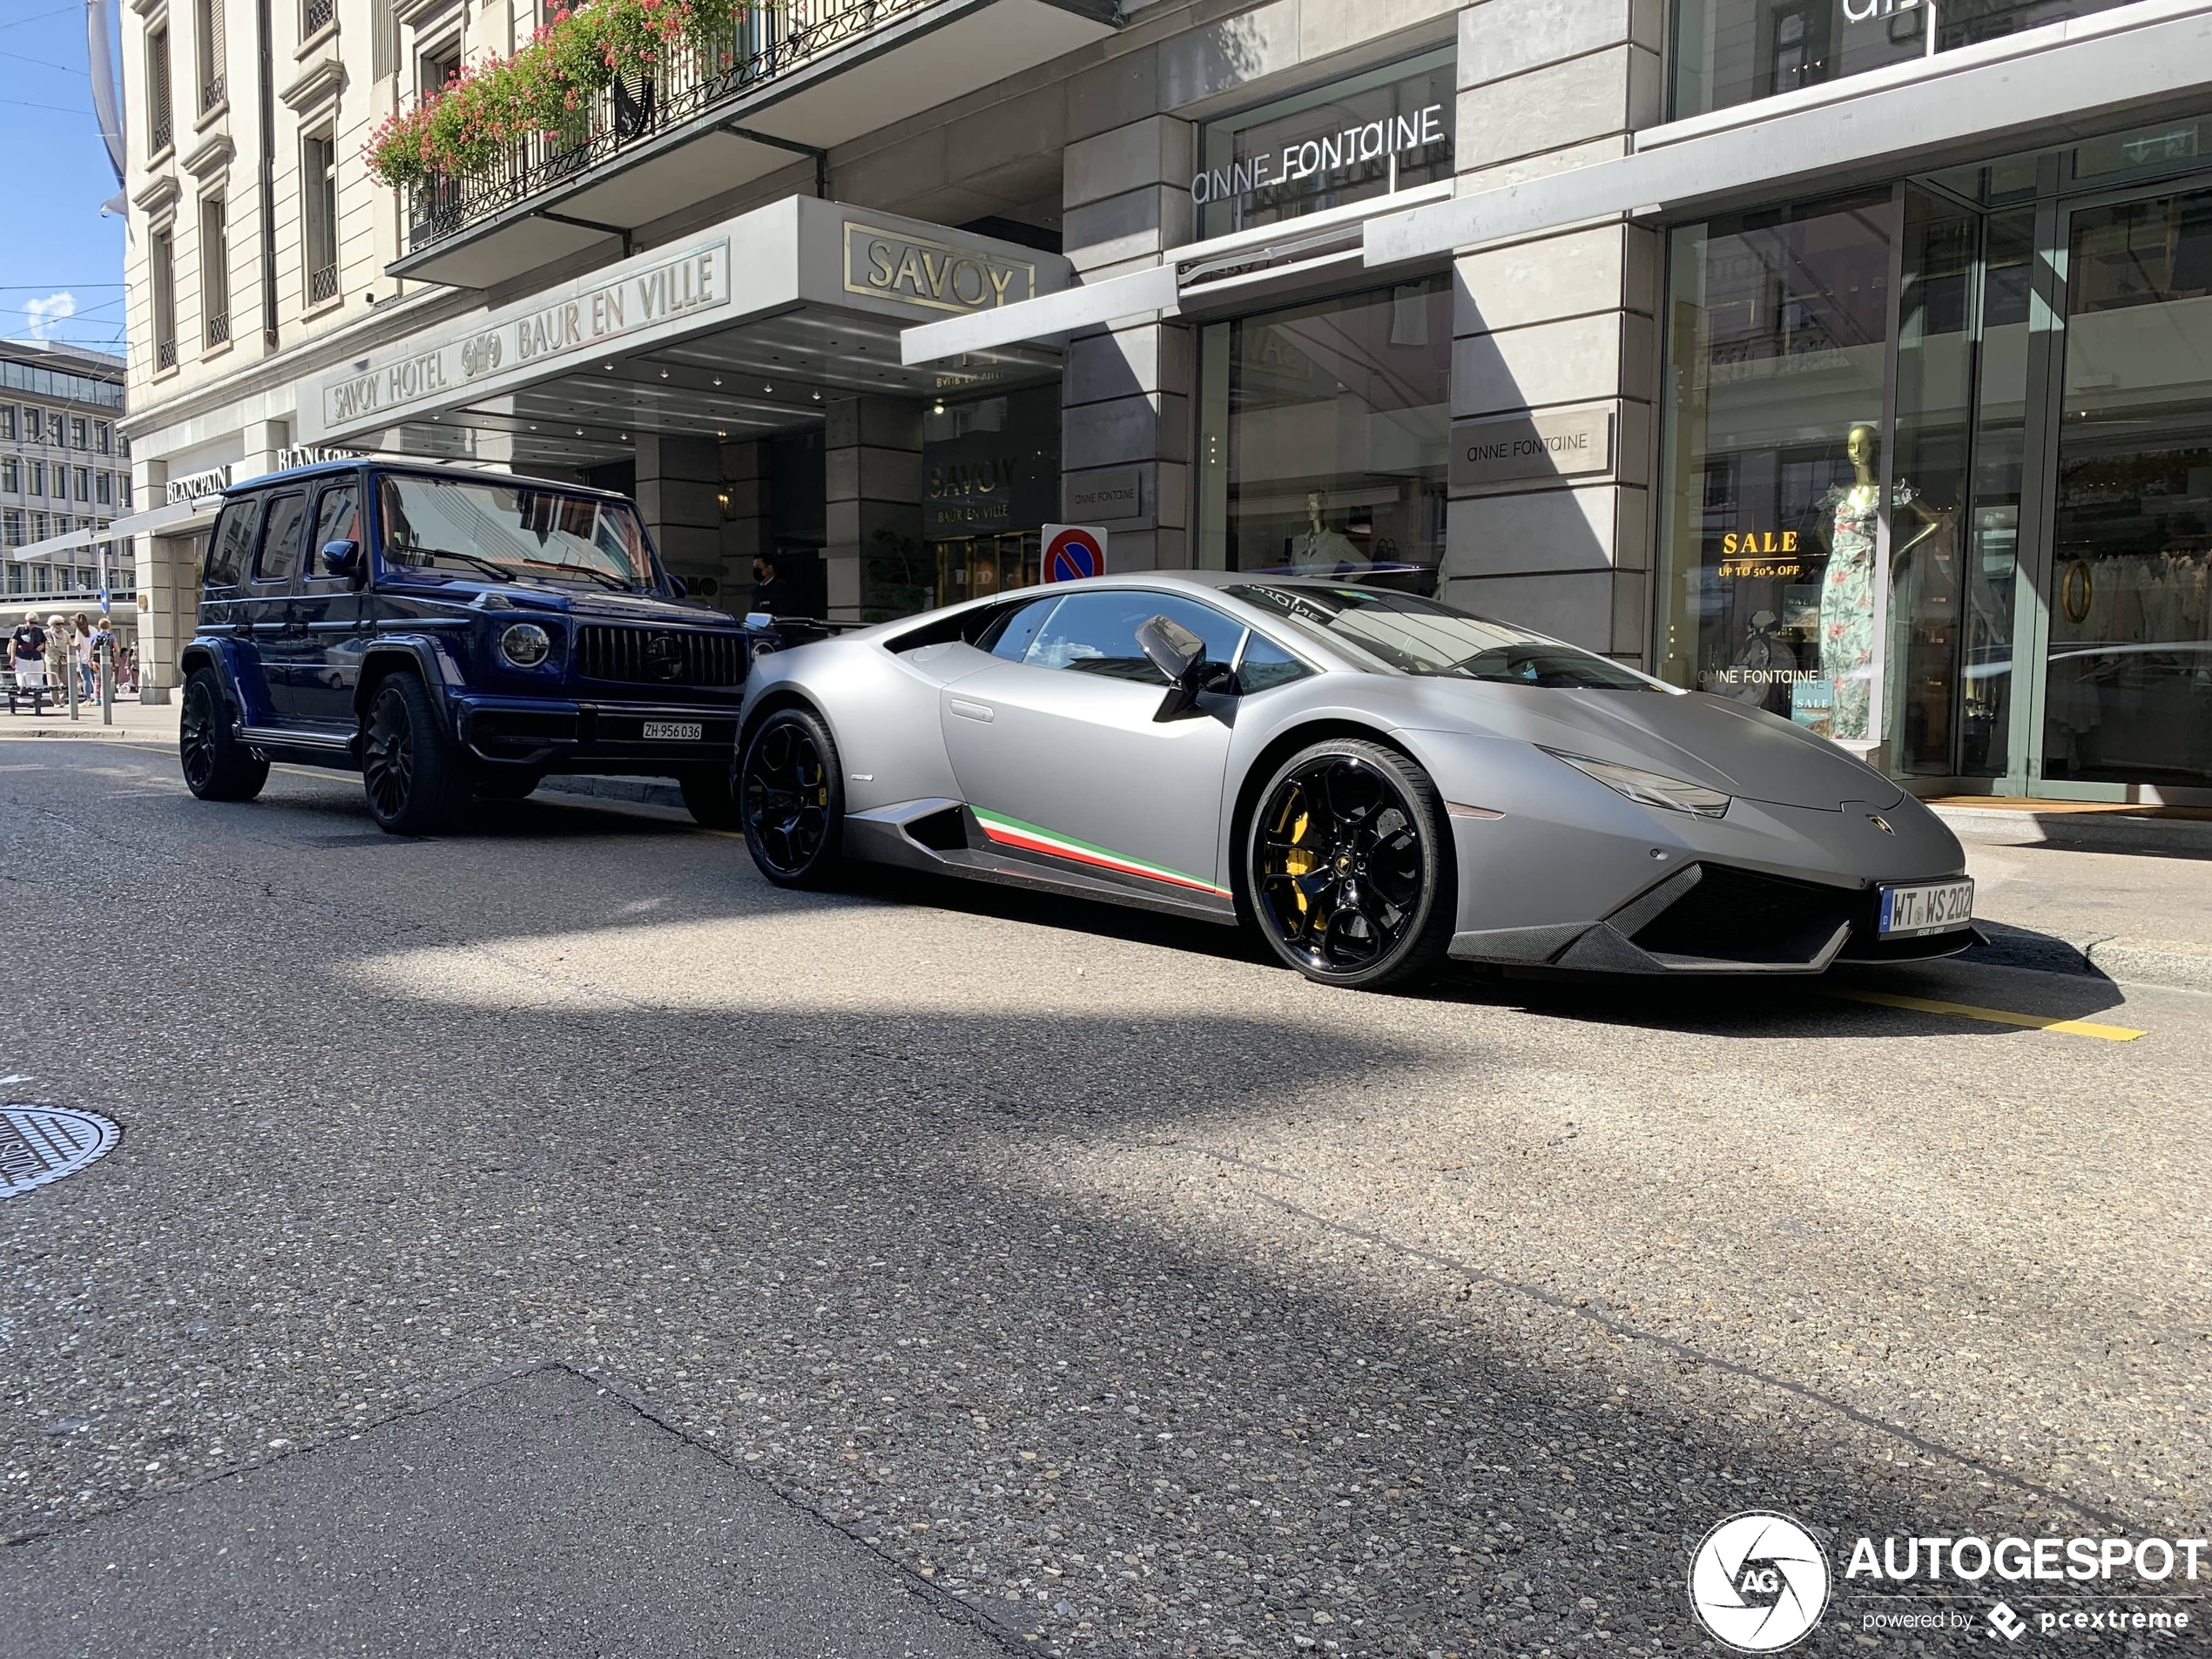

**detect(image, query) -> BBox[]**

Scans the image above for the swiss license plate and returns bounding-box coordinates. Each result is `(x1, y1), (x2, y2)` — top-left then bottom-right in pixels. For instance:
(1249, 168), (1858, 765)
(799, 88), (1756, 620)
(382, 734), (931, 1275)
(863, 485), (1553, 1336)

(1878, 878), (1975, 938)
(640, 721), (704, 742)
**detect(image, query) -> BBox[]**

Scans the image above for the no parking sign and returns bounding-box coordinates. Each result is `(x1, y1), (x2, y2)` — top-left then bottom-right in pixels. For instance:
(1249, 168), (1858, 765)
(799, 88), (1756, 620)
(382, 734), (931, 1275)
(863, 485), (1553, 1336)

(1042, 524), (1108, 583)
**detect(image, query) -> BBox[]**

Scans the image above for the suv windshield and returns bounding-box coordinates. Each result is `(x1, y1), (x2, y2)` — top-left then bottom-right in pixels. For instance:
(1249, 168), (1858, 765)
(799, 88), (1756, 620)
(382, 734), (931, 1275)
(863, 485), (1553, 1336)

(377, 475), (658, 593)
(1228, 583), (1655, 690)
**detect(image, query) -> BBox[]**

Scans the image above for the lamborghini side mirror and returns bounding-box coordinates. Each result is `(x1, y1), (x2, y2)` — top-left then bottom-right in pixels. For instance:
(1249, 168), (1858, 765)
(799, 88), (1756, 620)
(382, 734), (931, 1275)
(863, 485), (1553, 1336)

(1137, 614), (1204, 684)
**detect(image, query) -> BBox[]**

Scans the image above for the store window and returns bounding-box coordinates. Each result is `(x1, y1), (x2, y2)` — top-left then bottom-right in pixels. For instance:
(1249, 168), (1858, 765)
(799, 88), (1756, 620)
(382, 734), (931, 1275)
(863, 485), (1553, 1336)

(1669, 0), (2146, 122)
(922, 383), (1059, 612)
(1656, 193), (1901, 745)
(1196, 277), (1452, 591)
(1193, 48), (1454, 240)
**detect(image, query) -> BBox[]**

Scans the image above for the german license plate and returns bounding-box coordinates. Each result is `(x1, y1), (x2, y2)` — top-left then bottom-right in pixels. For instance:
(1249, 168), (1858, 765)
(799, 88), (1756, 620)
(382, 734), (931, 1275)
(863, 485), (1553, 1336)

(640, 721), (704, 742)
(1878, 878), (1975, 938)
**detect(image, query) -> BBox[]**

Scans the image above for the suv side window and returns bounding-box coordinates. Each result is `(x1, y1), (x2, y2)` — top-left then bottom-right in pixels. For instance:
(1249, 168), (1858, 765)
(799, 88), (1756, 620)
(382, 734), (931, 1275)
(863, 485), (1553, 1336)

(304, 483), (360, 584)
(203, 498), (260, 590)
(1023, 591), (1244, 684)
(253, 492), (309, 584)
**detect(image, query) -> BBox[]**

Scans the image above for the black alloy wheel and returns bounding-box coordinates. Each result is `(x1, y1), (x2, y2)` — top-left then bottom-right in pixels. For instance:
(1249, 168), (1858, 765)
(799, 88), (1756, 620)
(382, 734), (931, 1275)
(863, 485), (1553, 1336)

(361, 673), (467, 835)
(178, 668), (270, 802)
(1245, 738), (1456, 989)
(739, 707), (844, 887)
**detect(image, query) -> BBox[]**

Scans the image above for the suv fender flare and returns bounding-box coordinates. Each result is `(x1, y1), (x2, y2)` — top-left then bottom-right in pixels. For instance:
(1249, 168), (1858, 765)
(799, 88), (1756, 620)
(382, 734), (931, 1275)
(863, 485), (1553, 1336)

(179, 637), (261, 724)
(354, 639), (458, 729)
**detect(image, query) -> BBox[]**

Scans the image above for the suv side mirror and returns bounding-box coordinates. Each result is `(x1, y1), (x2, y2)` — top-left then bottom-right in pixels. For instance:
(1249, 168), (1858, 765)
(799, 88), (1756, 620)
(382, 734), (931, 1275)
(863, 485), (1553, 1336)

(321, 539), (363, 585)
(1138, 614), (1213, 722)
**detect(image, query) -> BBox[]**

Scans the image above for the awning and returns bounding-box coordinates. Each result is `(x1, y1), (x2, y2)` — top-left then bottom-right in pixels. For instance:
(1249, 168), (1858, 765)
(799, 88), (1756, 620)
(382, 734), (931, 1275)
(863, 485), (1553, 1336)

(104, 496), (225, 540)
(301, 196), (1071, 469)
(9, 525), (105, 562)
(899, 180), (1453, 365)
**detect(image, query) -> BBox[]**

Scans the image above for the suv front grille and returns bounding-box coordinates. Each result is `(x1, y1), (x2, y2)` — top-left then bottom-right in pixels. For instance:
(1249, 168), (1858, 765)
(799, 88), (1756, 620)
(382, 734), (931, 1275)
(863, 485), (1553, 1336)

(575, 624), (746, 688)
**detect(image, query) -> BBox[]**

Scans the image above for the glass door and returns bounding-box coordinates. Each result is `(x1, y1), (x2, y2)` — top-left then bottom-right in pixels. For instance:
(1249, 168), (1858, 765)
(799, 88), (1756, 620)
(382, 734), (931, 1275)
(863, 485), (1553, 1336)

(2040, 185), (2212, 791)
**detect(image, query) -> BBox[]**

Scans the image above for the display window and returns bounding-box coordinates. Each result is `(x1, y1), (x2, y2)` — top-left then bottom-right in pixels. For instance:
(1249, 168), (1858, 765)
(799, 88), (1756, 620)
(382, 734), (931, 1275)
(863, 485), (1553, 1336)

(1196, 277), (1452, 592)
(921, 385), (1059, 612)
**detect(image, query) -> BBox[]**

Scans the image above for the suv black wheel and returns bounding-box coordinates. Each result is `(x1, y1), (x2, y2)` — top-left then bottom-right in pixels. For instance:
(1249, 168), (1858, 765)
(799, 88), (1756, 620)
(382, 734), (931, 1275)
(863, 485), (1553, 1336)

(739, 707), (844, 887)
(679, 766), (743, 830)
(1244, 738), (1457, 989)
(361, 672), (469, 835)
(179, 668), (270, 802)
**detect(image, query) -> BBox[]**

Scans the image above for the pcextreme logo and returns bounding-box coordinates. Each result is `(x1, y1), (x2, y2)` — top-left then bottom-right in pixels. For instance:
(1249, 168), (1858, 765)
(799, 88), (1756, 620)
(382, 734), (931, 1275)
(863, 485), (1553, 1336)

(1687, 1512), (1832, 1652)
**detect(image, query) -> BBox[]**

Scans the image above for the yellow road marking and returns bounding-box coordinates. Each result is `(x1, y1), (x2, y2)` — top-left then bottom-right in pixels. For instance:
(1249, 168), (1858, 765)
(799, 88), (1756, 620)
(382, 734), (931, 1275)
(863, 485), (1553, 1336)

(1828, 988), (2145, 1042)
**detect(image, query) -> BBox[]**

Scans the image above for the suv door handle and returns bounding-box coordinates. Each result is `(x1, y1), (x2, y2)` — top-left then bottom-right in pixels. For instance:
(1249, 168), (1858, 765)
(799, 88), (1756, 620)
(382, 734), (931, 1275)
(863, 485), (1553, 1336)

(949, 698), (995, 723)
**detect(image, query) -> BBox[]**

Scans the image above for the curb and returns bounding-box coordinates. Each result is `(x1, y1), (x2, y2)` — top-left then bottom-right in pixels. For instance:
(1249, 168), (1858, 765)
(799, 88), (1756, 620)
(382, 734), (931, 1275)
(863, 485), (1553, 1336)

(1933, 805), (2212, 857)
(1968, 921), (2212, 994)
(538, 775), (687, 813)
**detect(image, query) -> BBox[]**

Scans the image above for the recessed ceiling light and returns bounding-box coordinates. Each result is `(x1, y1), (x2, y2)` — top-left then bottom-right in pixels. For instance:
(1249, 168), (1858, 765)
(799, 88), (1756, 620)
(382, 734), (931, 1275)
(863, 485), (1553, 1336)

(762, 385), (772, 394)
(932, 399), (945, 415)
(716, 428), (726, 437)
(576, 428), (583, 436)
(604, 362), (613, 370)
(712, 377), (722, 387)
(659, 369), (669, 379)
(811, 391), (821, 401)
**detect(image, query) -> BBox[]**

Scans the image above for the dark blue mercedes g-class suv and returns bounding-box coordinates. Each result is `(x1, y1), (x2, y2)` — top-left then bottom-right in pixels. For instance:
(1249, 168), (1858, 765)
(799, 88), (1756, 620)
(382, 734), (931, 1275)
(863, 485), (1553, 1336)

(178, 458), (750, 833)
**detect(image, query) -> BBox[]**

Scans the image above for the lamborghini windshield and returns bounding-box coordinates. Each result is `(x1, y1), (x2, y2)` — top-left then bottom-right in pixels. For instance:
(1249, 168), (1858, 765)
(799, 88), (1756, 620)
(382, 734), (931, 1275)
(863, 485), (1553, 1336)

(1229, 583), (1655, 690)
(376, 475), (658, 593)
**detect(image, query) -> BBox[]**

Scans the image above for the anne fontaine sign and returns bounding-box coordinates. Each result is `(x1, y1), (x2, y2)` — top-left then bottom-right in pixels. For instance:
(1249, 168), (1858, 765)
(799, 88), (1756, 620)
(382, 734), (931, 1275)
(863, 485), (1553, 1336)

(1190, 104), (1448, 207)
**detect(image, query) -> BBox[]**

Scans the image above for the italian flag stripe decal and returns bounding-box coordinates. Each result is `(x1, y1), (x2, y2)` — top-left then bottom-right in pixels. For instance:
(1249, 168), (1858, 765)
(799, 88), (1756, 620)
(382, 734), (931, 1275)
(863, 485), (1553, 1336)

(971, 806), (1232, 898)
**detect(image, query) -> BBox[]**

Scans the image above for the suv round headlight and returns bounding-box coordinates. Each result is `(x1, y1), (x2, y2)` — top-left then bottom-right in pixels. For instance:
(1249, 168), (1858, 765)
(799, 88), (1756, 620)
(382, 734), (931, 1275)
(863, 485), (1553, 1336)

(500, 622), (552, 668)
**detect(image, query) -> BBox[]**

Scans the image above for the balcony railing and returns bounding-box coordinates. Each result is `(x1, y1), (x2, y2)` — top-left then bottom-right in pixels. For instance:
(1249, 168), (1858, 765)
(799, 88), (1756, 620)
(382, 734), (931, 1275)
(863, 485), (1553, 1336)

(302, 0), (332, 34)
(206, 310), (230, 347)
(308, 262), (339, 305)
(150, 115), (173, 156)
(404, 0), (941, 252)
(155, 338), (178, 370)
(201, 72), (226, 112)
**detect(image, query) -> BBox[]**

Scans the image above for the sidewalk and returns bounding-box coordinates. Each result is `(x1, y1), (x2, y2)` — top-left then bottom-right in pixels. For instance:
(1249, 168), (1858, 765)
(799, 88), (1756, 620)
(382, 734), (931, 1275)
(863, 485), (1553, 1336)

(0, 694), (179, 744)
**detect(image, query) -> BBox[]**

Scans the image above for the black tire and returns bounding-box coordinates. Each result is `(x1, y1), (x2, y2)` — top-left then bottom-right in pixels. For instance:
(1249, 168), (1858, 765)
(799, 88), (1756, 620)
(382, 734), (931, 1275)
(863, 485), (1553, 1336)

(738, 707), (844, 887)
(360, 672), (469, 835)
(1244, 738), (1457, 990)
(178, 668), (270, 802)
(473, 768), (542, 801)
(679, 766), (743, 830)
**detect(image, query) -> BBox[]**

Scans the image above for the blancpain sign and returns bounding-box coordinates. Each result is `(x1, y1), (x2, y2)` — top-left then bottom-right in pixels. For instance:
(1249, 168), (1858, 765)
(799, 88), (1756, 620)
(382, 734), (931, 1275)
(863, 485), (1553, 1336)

(314, 239), (732, 436)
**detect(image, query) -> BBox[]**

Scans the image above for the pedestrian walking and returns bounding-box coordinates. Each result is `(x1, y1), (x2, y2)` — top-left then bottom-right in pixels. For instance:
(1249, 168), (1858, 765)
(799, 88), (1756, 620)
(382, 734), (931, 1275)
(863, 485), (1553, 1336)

(71, 613), (96, 702)
(10, 610), (49, 711)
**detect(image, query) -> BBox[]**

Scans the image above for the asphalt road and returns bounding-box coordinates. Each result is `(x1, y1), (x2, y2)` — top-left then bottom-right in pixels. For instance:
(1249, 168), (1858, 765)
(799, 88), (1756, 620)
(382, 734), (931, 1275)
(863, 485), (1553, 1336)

(2, 735), (2207, 1656)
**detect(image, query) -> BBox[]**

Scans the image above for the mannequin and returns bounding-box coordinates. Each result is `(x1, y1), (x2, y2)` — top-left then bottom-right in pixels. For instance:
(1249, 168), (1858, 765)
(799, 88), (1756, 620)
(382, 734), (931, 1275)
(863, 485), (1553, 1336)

(1289, 490), (1366, 574)
(1810, 423), (1950, 741)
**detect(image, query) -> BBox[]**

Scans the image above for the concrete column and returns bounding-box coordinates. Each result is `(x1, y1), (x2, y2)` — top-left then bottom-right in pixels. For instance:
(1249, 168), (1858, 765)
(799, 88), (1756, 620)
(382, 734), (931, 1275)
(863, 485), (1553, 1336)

(128, 455), (178, 702)
(1061, 116), (1195, 573)
(634, 434), (725, 590)
(714, 439), (770, 613)
(822, 397), (922, 621)
(1445, 0), (1664, 663)
(239, 418), (291, 485)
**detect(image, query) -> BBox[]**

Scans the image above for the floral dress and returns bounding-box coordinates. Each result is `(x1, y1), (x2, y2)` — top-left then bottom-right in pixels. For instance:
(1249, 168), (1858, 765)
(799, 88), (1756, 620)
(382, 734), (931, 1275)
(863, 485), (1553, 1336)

(1816, 482), (1908, 741)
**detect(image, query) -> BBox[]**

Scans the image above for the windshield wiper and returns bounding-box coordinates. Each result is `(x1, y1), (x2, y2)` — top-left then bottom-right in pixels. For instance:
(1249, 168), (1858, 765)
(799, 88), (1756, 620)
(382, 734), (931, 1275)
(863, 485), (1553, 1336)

(406, 547), (522, 584)
(532, 563), (639, 592)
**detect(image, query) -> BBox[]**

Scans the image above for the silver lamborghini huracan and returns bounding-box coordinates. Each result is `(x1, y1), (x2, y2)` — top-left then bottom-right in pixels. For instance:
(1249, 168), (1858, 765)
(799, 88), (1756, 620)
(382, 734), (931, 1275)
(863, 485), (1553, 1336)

(733, 574), (1978, 988)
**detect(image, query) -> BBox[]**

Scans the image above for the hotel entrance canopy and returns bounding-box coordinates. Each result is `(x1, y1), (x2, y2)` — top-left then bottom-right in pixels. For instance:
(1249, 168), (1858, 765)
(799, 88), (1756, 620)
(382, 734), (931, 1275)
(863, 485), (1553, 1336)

(300, 197), (1069, 472)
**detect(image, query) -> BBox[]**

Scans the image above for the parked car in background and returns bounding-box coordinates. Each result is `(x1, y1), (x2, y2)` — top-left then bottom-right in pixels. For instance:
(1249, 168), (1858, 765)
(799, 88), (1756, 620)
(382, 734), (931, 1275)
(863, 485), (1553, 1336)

(178, 459), (751, 833)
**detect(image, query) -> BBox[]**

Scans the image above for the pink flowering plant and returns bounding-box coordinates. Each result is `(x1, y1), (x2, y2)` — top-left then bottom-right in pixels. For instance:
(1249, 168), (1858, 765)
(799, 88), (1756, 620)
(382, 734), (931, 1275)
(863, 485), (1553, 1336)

(365, 0), (753, 192)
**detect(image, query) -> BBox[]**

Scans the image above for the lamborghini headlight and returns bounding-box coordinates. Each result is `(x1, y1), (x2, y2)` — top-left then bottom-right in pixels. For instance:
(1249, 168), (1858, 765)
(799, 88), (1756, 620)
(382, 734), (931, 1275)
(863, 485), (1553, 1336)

(1543, 750), (1730, 819)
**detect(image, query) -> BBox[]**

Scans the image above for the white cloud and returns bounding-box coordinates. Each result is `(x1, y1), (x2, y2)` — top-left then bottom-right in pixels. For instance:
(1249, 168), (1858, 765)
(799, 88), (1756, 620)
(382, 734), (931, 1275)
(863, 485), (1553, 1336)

(24, 292), (77, 341)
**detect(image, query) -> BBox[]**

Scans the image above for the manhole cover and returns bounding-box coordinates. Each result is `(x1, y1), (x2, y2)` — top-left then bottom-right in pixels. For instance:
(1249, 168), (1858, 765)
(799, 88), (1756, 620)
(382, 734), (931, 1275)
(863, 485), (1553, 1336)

(1, 1105), (119, 1197)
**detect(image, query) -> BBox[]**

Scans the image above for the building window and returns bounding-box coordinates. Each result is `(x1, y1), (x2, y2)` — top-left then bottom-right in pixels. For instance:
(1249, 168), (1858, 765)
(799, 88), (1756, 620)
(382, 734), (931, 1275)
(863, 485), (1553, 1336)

(119, 473), (132, 508)
(152, 229), (179, 370)
(147, 24), (174, 154)
(2, 509), (19, 544)
(1, 458), (15, 492)
(302, 0), (333, 35)
(70, 417), (86, 449)
(1667, 0), (2148, 121)
(201, 195), (230, 347)
(197, 0), (226, 110)
(419, 40), (461, 96)
(74, 466), (91, 502)
(17, 407), (37, 442)
(303, 132), (338, 306)
(1195, 276), (1453, 591)
(96, 471), (112, 506)
(0, 408), (13, 440)
(46, 413), (62, 445)
(94, 420), (110, 453)
(27, 460), (44, 496)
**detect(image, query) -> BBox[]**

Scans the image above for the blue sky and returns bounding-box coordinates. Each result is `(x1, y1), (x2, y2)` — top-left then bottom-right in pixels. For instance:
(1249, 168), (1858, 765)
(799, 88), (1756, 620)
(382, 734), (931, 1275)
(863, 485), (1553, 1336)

(0, 1), (127, 356)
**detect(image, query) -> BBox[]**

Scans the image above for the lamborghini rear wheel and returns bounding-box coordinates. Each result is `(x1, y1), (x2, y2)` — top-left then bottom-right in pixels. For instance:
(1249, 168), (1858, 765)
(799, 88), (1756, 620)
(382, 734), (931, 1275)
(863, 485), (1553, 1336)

(1245, 738), (1456, 989)
(739, 706), (845, 887)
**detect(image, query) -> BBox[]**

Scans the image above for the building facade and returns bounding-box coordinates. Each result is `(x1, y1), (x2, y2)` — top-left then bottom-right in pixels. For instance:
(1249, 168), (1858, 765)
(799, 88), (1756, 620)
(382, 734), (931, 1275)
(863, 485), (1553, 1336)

(116, 0), (2212, 802)
(2, 343), (133, 617)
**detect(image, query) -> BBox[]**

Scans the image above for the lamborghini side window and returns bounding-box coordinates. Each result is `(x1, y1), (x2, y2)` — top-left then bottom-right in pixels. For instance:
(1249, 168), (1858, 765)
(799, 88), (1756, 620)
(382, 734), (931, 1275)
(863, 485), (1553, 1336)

(980, 597), (1060, 661)
(1025, 591), (1244, 683)
(1235, 631), (1309, 693)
